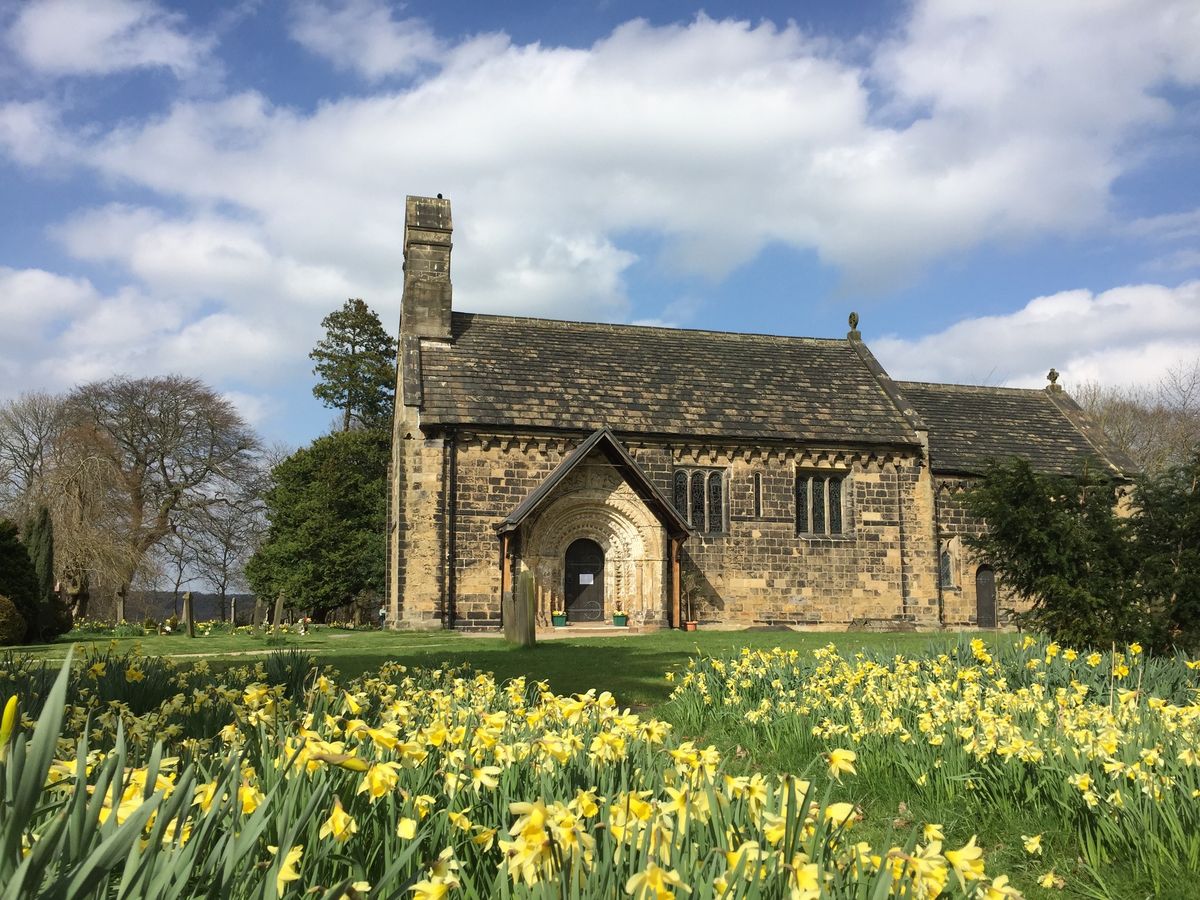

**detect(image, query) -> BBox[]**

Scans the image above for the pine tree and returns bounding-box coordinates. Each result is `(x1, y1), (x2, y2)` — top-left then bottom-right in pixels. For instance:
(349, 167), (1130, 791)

(309, 299), (397, 432)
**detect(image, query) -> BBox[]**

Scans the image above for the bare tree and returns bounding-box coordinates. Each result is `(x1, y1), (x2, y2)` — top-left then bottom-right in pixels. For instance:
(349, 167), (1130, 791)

(57, 375), (261, 618)
(0, 391), (62, 520)
(1075, 359), (1200, 474)
(153, 523), (201, 619)
(190, 487), (265, 621)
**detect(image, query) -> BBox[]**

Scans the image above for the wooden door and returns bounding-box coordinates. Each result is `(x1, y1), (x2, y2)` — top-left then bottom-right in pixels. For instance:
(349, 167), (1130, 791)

(975, 565), (997, 628)
(564, 539), (604, 622)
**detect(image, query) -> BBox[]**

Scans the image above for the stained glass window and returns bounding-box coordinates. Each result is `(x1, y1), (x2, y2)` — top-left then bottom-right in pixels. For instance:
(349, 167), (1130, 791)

(795, 475), (808, 533)
(797, 472), (848, 535)
(828, 477), (842, 534)
(708, 472), (723, 533)
(690, 471), (705, 530)
(674, 467), (728, 534)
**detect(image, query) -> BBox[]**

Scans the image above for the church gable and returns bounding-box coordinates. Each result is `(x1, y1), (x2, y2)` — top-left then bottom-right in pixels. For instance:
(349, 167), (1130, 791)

(497, 427), (689, 538)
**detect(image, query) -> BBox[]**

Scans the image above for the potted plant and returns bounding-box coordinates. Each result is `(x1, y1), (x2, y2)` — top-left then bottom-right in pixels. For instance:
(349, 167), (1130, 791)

(681, 571), (700, 631)
(612, 601), (628, 627)
(551, 608), (567, 627)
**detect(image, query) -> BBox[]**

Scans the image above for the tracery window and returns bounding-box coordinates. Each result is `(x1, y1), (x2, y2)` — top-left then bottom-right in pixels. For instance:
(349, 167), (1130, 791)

(673, 467), (727, 534)
(939, 538), (960, 589)
(796, 472), (847, 536)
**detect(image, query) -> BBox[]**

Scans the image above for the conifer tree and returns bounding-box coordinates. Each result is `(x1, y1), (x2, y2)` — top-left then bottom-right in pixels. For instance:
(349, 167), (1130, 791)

(309, 299), (397, 432)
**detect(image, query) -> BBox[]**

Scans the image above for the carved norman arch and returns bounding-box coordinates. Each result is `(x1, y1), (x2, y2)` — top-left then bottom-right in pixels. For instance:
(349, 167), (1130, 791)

(521, 461), (668, 626)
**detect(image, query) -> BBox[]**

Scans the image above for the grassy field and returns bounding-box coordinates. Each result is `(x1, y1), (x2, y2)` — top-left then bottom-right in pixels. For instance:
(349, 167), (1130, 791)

(27, 626), (988, 707)
(8, 626), (1192, 897)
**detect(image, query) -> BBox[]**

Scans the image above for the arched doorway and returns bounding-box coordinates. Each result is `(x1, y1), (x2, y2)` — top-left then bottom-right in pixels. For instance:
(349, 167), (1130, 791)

(564, 538), (605, 622)
(975, 565), (997, 628)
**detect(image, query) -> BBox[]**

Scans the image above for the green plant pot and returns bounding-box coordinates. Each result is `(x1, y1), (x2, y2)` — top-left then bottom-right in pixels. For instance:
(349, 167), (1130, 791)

(551, 614), (567, 627)
(612, 614), (628, 627)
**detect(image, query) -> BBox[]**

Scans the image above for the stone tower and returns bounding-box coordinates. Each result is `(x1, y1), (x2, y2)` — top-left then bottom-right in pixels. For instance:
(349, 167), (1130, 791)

(388, 195), (454, 628)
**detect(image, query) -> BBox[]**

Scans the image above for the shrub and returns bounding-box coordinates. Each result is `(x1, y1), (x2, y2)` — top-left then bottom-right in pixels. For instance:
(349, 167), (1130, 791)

(0, 595), (27, 646)
(0, 520), (38, 642)
(264, 648), (317, 697)
(41, 600), (72, 640)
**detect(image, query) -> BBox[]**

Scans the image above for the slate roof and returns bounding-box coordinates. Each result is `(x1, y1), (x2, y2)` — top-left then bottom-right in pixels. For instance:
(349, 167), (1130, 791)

(417, 313), (921, 445)
(496, 427), (690, 538)
(897, 381), (1132, 477)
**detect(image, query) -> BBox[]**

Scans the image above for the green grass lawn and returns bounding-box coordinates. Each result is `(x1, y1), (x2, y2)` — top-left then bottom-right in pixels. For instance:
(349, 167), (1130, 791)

(28, 627), (993, 708)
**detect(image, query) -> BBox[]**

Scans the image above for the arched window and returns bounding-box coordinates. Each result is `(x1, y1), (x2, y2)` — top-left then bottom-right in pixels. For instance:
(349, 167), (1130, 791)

(939, 538), (960, 589)
(795, 471), (848, 535)
(690, 471), (705, 531)
(673, 466), (728, 534)
(707, 472), (723, 533)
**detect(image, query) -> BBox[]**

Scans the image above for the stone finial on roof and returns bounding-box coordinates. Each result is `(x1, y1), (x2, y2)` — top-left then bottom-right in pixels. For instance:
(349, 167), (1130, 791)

(848, 311), (861, 340)
(1046, 368), (1062, 392)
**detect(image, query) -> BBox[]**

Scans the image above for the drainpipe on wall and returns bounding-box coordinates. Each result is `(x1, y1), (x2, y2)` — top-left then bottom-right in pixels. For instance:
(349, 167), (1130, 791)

(443, 428), (458, 629)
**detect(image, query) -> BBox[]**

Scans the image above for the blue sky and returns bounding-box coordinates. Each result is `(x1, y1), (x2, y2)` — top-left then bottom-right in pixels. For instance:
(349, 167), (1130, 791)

(1, 0), (1198, 446)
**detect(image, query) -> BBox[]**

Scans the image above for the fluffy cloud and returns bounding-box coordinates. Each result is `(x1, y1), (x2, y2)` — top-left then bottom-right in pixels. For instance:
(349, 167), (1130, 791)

(873, 282), (1200, 390)
(288, 0), (443, 80)
(50, 3), (1200, 305)
(6, 0), (211, 78)
(2, 1), (1199, 438)
(0, 101), (74, 166)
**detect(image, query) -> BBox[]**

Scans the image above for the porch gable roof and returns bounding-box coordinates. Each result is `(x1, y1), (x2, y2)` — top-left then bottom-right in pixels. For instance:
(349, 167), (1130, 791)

(495, 427), (691, 539)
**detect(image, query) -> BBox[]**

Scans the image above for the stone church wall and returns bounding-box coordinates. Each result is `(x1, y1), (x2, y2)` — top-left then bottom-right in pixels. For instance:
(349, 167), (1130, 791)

(635, 445), (939, 627)
(435, 430), (941, 629)
(933, 477), (1028, 626)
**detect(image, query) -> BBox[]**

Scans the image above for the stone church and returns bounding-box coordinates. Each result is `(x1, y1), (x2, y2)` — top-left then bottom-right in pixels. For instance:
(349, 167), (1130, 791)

(387, 195), (1131, 632)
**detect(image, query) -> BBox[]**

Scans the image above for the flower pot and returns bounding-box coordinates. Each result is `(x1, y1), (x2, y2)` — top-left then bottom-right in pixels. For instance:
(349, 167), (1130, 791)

(612, 614), (628, 627)
(551, 614), (567, 627)
(683, 620), (698, 632)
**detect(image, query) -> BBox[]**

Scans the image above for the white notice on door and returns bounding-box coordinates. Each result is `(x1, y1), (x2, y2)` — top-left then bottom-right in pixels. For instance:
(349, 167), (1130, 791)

(579, 574), (593, 585)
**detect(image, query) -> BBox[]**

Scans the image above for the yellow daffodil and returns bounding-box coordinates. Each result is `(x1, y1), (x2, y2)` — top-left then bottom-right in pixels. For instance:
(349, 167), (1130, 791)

(826, 748), (857, 781)
(626, 861), (689, 899)
(397, 817), (418, 839)
(319, 797), (358, 843)
(268, 844), (303, 895)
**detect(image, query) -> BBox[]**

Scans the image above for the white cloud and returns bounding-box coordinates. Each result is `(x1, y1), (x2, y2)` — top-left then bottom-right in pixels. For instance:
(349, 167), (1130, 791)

(3, 1), (1200, 430)
(289, 0), (443, 80)
(0, 101), (74, 166)
(873, 281), (1200, 390)
(57, 4), (1199, 307)
(7, 0), (212, 78)
(0, 266), (97, 333)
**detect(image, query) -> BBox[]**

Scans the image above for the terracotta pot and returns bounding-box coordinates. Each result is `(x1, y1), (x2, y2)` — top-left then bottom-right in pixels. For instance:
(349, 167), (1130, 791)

(683, 621), (698, 632)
